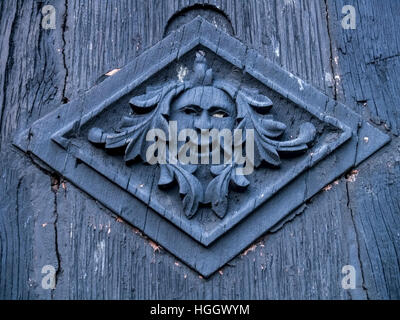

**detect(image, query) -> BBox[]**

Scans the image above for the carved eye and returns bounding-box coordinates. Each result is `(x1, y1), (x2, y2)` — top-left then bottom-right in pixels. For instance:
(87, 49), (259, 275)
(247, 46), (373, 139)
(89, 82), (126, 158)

(211, 111), (229, 118)
(182, 105), (200, 115)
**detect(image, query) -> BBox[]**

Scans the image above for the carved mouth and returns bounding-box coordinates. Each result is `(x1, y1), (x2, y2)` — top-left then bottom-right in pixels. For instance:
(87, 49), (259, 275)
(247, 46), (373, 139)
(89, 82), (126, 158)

(178, 136), (229, 158)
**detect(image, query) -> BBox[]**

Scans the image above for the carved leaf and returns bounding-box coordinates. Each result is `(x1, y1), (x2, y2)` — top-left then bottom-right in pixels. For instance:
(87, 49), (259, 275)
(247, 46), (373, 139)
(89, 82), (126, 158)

(206, 164), (250, 218)
(277, 122), (316, 153)
(231, 170), (250, 188)
(158, 165), (174, 186)
(205, 165), (232, 218)
(88, 52), (317, 220)
(88, 84), (184, 164)
(166, 163), (203, 218)
(235, 89), (316, 167)
(240, 87), (273, 110)
(129, 89), (163, 113)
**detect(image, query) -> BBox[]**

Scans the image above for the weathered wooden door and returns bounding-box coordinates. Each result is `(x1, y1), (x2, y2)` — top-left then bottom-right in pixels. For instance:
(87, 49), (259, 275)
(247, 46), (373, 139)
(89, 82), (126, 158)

(1, 0), (399, 300)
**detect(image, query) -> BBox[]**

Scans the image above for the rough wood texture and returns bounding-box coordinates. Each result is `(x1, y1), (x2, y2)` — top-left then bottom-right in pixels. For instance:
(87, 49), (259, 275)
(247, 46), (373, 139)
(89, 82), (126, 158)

(0, 0), (399, 299)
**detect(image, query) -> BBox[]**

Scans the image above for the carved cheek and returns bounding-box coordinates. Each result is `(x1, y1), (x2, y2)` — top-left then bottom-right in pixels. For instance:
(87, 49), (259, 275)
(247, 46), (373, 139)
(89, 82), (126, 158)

(210, 117), (235, 130)
(170, 108), (193, 129)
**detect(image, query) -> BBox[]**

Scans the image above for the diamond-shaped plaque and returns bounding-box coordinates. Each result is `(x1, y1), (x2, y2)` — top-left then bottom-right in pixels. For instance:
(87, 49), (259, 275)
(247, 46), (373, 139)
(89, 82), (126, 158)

(14, 17), (390, 277)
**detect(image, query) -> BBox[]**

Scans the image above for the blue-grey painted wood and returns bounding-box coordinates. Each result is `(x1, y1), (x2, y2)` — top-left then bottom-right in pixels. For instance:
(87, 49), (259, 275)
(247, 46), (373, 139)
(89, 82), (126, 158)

(0, 0), (399, 299)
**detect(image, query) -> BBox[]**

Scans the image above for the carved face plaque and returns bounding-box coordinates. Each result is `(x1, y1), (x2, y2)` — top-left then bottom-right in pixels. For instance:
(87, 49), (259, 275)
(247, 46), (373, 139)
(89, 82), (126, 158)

(15, 17), (390, 276)
(87, 51), (318, 220)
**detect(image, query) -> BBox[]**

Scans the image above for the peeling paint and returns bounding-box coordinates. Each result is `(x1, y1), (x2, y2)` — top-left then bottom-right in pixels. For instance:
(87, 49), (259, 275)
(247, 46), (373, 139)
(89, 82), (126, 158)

(177, 65), (188, 82)
(105, 68), (120, 76)
(298, 78), (304, 91)
(274, 46), (280, 57)
(94, 240), (106, 275)
(346, 169), (359, 183)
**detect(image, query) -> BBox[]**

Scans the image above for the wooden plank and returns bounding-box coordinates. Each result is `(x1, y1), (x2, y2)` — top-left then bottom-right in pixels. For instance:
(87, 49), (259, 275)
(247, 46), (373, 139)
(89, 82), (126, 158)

(0, 0), (67, 299)
(326, 0), (400, 136)
(325, 0), (400, 299)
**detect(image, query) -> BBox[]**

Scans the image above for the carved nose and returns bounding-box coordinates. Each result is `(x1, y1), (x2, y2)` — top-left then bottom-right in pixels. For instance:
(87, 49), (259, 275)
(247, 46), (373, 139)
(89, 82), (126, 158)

(194, 111), (211, 131)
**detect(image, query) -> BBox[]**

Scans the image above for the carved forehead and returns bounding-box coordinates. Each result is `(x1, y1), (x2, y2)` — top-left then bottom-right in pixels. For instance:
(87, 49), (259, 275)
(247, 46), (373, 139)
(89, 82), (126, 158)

(172, 86), (235, 112)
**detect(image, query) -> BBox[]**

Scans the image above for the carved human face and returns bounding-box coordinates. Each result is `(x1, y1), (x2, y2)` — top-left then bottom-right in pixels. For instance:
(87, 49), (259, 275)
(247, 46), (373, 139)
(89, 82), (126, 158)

(170, 86), (236, 133)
